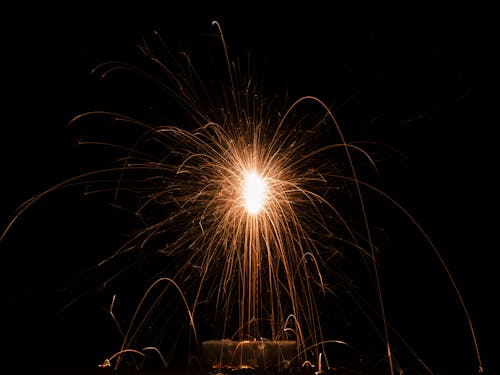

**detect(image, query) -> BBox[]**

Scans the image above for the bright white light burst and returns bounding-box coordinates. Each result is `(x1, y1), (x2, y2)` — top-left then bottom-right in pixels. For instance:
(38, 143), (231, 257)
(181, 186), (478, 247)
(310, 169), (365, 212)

(243, 171), (267, 214)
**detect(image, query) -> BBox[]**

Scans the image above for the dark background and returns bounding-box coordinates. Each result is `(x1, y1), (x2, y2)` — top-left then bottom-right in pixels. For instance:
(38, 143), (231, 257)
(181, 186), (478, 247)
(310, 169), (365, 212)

(0, 3), (495, 375)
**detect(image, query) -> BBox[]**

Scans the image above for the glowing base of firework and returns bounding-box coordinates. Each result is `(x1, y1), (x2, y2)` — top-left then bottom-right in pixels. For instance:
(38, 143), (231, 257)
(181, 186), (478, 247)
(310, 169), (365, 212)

(201, 339), (298, 370)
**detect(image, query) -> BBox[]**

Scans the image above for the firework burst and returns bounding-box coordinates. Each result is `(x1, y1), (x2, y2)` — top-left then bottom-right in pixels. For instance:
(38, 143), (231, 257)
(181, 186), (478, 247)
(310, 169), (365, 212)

(1, 21), (484, 374)
(65, 21), (384, 370)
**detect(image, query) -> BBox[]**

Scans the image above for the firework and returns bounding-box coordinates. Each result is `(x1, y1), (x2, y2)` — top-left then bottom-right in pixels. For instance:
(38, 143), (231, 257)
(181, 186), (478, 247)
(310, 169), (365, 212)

(1, 21), (484, 375)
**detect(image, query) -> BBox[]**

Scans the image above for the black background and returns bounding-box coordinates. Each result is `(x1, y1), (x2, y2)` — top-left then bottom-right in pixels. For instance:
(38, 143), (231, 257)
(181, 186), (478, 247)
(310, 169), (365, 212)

(0, 3), (495, 375)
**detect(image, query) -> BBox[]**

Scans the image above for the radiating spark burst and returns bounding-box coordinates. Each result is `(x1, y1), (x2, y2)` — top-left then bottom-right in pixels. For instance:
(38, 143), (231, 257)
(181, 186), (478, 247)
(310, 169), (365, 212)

(73, 22), (368, 368)
(0, 20), (484, 375)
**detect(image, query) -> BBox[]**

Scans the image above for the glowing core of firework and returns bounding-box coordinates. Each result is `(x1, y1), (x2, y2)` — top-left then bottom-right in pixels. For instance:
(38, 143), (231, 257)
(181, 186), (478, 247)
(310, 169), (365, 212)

(242, 171), (267, 215)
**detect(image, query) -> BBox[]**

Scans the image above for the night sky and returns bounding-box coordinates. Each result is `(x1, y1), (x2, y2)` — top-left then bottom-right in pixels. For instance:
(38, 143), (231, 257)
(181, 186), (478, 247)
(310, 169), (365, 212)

(0, 3), (495, 375)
